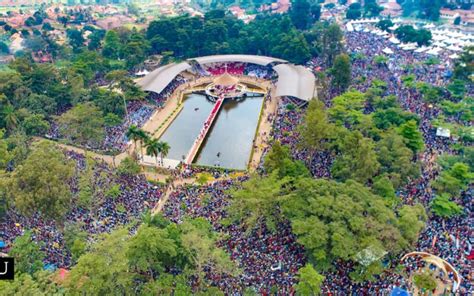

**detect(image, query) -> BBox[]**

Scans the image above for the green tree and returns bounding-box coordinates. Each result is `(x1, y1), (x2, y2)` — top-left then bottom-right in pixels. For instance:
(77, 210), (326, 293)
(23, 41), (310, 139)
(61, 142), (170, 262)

(331, 54), (351, 90)
(127, 225), (178, 277)
(9, 231), (45, 275)
(289, 0), (311, 30)
(430, 194), (463, 218)
(117, 156), (141, 176)
(398, 120), (424, 153)
(295, 264), (324, 295)
(66, 228), (132, 295)
(145, 138), (160, 166)
(57, 103), (105, 149)
(159, 141), (171, 165)
(103, 30), (121, 59)
(413, 272), (437, 293)
(331, 131), (380, 184)
(21, 113), (50, 136)
(227, 173), (288, 232)
(7, 141), (74, 220)
(298, 99), (336, 151)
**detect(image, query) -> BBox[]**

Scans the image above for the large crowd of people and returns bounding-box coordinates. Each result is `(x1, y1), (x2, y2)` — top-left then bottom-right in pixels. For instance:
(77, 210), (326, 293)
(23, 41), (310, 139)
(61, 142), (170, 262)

(47, 101), (155, 153)
(0, 151), (164, 267)
(163, 178), (305, 294)
(2, 29), (472, 294)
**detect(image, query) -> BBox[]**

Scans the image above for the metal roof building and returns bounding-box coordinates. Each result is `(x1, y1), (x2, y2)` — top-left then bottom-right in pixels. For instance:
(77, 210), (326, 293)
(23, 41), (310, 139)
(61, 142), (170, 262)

(138, 54), (316, 101)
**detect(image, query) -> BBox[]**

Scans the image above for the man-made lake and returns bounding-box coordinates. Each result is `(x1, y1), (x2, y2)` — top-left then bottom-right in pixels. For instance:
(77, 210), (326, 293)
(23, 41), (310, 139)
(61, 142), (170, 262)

(159, 93), (263, 170)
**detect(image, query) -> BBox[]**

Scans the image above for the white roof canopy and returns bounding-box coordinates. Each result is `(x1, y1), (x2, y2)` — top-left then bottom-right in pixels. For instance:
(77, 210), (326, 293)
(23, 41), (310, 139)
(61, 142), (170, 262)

(137, 62), (191, 94)
(187, 54), (287, 66)
(273, 64), (316, 101)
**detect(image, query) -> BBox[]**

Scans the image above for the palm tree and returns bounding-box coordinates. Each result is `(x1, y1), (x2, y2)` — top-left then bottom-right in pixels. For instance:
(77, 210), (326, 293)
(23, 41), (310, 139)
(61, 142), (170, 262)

(1, 105), (18, 131)
(145, 138), (160, 166)
(126, 125), (141, 158)
(158, 141), (170, 165)
(137, 129), (150, 161)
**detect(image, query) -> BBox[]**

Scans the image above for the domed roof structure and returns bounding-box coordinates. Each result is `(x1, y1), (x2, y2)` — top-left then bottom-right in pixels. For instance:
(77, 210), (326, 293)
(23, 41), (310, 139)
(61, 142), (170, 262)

(214, 72), (239, 86)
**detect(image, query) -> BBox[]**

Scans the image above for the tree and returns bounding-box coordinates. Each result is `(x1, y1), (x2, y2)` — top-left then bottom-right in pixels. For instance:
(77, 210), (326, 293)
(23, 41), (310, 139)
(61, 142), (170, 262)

(430, 194), (463, 218)
(331, 131), (380, 184)
(453, 16), (461, 25)
(66, 228), (132, 295)
(377, 19), (393, 32)
(346, 3), (362, 20)
(159, 141), (170, 165)
(227, 173), (288, 232)
(7, 141), (74, 220)
(0, 129), (12, 169)
(295, 264), (324, 295)
(127, 225), (178, 276)
(376, 129), (419, 186)
(298, 100), (336, 152)
(126, 125), (141, 158)
(264, 141), (309, 179)
(289, 0), (311, 30)
(413, 272), (437, 293)
(364, 0), (383, 17)
(9, 231), (45, 275)
(145, 138), (160, 166)
(1, 104), (18, 131)
(398, 120), (424, 153)
(103, 30), (121, 59)
(21, 113), (50, 136)
(117, 156), (141, 176)
(331, 54), (351, 90)
(282, 178), (425, 268)
(66, 28), (85, 51)
(57, 103), (105, 149)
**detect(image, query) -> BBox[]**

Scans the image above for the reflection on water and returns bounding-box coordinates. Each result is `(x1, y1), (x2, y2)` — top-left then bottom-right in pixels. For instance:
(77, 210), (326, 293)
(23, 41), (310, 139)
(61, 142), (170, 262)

(159, 94), (214, 161)
(159, 93), (264, 170)
(194, 95), (263, 170)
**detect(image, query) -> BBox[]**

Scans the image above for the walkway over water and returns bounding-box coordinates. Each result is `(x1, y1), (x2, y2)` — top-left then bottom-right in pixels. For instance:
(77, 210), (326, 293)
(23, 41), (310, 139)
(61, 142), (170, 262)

(184, 96), (224, 165)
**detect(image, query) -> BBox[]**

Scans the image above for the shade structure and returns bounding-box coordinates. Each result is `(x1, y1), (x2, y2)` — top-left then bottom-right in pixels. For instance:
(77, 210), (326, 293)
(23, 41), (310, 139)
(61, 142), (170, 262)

(214, 72), (239, 86)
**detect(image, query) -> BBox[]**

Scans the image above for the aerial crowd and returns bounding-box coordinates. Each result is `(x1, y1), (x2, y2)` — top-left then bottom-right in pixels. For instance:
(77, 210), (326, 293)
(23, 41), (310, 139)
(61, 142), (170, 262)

(1, 28), (472, 295)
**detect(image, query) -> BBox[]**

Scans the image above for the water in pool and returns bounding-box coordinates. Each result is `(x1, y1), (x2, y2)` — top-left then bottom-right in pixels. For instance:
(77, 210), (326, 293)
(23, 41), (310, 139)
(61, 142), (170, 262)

(159, 93), (263, 170)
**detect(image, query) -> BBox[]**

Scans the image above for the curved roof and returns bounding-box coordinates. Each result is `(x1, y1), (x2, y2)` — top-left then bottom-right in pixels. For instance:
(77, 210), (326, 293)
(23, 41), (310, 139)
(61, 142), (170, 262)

(137, 62), (191, 94)
(138, 55), (316, 101)
(188, 54), (287, 66)
(273, 64), (316, 101)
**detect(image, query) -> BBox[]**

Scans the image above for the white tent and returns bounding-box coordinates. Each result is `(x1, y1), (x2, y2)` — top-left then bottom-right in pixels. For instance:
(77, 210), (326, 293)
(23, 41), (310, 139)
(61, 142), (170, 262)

(436, 127), (451, 138)
(382, 47), (394, 54)
(415, 46), (429, 53)
(346, 22), (354, 32)
(447, 45), (462, 52)
(449, 53), (460, 59)
(389, 37), (400, 44)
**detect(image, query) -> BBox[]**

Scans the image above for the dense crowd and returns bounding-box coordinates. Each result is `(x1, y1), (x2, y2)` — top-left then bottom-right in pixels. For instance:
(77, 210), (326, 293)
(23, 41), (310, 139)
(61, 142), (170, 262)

(0, 151), (163, 267)
(47, 101), (155, 152)
(163, 178), (305, 294)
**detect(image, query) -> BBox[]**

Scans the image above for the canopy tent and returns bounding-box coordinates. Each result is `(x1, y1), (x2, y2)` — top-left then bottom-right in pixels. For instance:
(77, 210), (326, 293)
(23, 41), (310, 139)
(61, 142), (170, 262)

(415, 46), (429, 53)
(214, 72), (239, 86)
(382, 47), (394, 54)
(436, 127), (451, 138)
(346, 22), (354, 32)
(449, 53), (460, 59)
(447, 45), (462, 52)
(389, 37), (400, 44)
